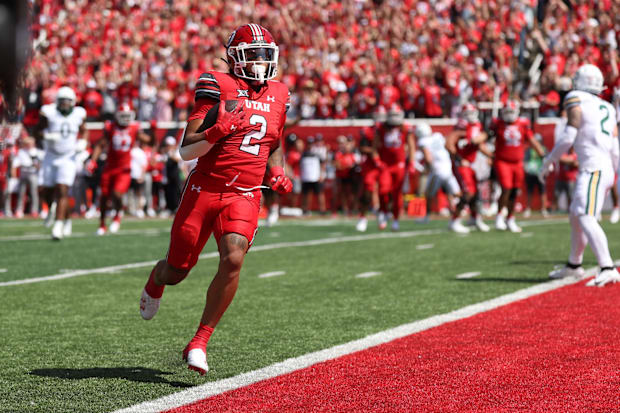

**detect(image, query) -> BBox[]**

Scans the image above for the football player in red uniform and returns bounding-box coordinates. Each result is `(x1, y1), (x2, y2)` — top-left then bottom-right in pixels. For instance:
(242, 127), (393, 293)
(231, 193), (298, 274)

(90, 102), (149, 235)
(490, 100), (545, 232)
(139, 24), (292, 376)
(446, 103), (493, 233)
(374, 104), (415, 231)
(356, 107), (386, 232)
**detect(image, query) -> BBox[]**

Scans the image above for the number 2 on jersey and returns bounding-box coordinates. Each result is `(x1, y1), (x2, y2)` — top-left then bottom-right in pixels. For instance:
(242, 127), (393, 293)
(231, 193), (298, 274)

(600, 105), (610, 136)
(240, 114), (266, 156)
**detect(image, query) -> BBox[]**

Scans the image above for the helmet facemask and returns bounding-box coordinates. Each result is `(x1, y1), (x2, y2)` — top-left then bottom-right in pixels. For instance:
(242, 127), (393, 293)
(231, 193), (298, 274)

(116, 109), (135, 127)
(228, 43), (278, 83)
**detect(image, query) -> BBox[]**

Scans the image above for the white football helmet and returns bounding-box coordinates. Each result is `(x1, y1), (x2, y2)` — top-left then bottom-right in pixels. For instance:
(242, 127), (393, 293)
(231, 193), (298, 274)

(115, 102), (135, 127)
(386, 104), (405, 126)
(415, 122), (432, 139)
(501, 100), (520, 124)
(573, 64), (605, 95)
(56, 86), (76, 115)
(462, 103), (479, 123)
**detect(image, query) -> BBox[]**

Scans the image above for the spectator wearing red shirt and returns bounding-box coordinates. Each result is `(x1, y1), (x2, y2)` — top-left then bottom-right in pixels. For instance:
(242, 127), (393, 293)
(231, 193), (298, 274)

(420, 76), (443, 118)
(82, 80), (103, 121)
(333, 135), (358, 216)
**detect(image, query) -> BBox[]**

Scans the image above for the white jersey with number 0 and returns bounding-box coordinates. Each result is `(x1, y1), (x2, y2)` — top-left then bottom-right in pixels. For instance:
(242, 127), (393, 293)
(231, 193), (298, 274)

(418, 132), (452, 177)
(41, 104), (86, 156)
(564, 90), (617, 173)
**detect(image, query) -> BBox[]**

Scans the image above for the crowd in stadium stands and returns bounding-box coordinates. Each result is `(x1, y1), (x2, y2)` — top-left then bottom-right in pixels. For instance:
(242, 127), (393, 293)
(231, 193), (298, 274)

(14, 0), (620, 125)
(2, 0), (620, 223)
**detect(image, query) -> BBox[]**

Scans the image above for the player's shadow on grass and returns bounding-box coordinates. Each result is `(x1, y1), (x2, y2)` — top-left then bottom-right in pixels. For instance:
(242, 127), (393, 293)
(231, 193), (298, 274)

(29, 367), (192, 388)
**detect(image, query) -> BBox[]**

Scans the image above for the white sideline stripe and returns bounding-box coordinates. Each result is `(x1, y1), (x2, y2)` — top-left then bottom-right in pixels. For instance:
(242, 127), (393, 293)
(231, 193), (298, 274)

(112, 264), (600, 413)
(0, 229), (444, 287)
(258, 271), (285, 279)
(416, 244), (434, 250)
(0, 220), (568, 287)
(0, 269), (7, 273)
(456, 271), (481, 279)
(355, 271), (381, 279)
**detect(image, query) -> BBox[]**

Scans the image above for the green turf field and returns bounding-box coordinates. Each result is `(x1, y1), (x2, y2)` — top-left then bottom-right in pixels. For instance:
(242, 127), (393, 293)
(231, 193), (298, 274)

(1, 215), (618, 412)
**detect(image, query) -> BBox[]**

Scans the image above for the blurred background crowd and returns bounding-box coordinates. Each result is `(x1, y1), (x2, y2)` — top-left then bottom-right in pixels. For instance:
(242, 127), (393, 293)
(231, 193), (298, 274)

(11, 0), (620, 126)
(1, 0), (620, 222)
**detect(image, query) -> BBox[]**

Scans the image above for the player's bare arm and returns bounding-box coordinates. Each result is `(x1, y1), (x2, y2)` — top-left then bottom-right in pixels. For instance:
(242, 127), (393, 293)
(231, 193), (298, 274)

(406, 131), (416, 165)
(445, 130), (461, 155)
(529, 135), (546, 157)
(478, 142), (494, 159)
(267, 145), (285, 170)
(267, 146), (293, 194)
(471, 130), (487, 145)
(33, 114), (48, 143)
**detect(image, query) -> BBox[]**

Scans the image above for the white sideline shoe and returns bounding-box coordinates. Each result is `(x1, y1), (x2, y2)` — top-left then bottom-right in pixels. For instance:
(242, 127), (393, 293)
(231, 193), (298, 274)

(139, 289), (160, 320)
(62, 220), (72, 237)
(506, 217), (522, 233)
(183, 346), (209, 375)
(610, 208), (620, 224)
(449, 219), (470, 234)
(109, 219), (120, 234)
(495, 214), (507, 231)
(51, 220), (64, 240)
(549, 265), (585, 280)
(96, 226), (107, 236)
(586, 268), (620, 287)
(356, 217), (368, 232)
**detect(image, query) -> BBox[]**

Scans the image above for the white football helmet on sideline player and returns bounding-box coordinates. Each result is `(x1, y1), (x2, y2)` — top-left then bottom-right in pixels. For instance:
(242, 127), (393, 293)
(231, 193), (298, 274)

(56, 86), (76, 116)
(462, 103), (479, 123)
(573, 64), (605, 95)
(415, 122), (432, 140)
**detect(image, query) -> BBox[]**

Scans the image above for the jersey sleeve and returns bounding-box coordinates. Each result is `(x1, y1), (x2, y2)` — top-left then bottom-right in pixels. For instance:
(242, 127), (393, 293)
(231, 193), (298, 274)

(563, 91), (581, 110)
(417, 136), (431, 149)
(194, 72), (221, 102)
(40, 104), (55, 118)
(76, 107), (87, 123)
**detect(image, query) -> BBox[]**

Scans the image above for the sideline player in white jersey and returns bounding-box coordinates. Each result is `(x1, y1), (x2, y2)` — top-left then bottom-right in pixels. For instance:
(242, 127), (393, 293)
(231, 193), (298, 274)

(416, 123), (477, 228)
(541, 64), (620, 286)
(35, 86), (88, 240)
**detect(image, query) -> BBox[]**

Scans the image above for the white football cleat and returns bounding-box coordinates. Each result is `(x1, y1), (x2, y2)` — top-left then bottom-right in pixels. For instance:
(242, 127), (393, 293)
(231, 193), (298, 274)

(469, 216), (490, 232)
(62, 220), (72, 237)
(51, 220), (64, 240)
(548, 265), (585, 280)
(109, 219), (121, 234)
(183, 346), (209, 375)
(586, 268), (620, 287)
(506, 217), (522, 233)
(135, 209), (145, 219)
(96, 226), (107, 236)
(391, 219), (399, 231)
(449, 219), (470, 234)
(266, 206), (279, 227)
(355, 217), (368, 232)
(377, 212), (387, 230)
(139, 289), (160, 320)
(523, 208), (531, 218)
(495, 214), (507, 231)
(610, 207), (620, 224)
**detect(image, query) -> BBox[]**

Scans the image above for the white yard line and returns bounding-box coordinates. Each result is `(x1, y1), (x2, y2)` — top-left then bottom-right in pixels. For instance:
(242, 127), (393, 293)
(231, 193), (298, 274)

(0, 229), (444, 287)
(112, 264), (599, 413)
(456, 271), (482, 279)
(416, 244), (434, 250)
(0, 219), (569, 288)
(257, 271), (285, 279)
(0, 228), (169, 242)
(355, 271), (382, 279)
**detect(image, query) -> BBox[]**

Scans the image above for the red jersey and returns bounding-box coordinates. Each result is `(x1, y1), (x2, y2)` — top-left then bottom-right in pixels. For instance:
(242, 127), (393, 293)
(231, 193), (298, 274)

(377, 124), (409, 166)
(491, 117), (533, 163)
(334, 151), (356, 178)
(188, 71), (289, 191)
(456, 121), (482, 164)
(103, 121), (140, 172)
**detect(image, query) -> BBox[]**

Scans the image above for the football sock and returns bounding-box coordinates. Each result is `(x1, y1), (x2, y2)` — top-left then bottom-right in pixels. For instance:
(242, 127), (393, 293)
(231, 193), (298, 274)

(145, 266), (165, 298)
(189, 323), (214, 349)
(569, 214), (587, 265)
(600, 266), (615, 272)
(578, 214), (614, 268)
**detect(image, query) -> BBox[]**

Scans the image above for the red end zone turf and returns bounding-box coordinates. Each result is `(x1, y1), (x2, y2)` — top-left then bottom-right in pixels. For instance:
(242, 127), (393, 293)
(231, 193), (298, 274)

(168, 281), (620, 412)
